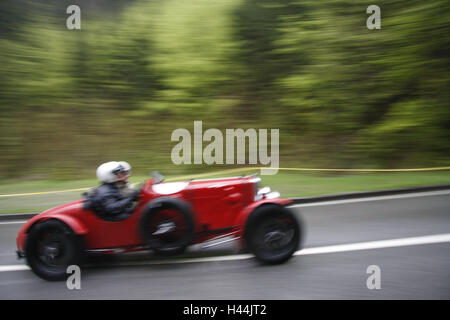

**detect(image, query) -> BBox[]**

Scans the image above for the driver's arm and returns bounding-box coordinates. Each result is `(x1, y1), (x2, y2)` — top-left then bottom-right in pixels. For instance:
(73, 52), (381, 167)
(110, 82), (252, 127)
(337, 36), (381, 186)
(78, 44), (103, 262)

(101, 188), (139, 216)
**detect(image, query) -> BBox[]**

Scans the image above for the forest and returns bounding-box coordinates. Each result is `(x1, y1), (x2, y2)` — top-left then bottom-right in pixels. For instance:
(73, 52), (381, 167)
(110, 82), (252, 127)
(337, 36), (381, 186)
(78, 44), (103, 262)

(0, 0), (448, 179)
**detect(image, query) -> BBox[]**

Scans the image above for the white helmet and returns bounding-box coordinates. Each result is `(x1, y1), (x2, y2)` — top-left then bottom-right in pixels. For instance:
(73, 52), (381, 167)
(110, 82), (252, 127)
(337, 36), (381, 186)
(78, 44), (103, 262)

(96, 161), (131, 183)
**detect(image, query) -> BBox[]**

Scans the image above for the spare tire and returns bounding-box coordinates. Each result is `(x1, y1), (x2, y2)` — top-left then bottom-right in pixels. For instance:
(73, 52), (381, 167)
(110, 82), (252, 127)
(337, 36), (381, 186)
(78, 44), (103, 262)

(140, 197), (195, 256)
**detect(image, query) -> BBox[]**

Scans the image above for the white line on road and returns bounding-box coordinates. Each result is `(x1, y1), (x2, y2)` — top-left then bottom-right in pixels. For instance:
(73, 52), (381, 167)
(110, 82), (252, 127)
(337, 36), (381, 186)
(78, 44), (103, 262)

(0, 220), (29, 225)
(1, 233), (449, 273)
(295, 233), (450, 256)
(289, 189), (450, 208)
(0, 265), (30, 272)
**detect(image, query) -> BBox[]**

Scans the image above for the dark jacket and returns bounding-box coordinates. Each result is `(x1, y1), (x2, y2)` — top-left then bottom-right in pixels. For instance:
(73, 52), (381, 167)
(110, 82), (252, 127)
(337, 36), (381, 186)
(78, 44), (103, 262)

(83, 183), (138, 220)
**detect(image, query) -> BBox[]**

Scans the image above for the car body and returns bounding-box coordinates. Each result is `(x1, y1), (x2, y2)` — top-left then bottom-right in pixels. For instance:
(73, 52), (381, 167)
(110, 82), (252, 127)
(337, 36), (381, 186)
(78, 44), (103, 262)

(16, 173), (302, 280)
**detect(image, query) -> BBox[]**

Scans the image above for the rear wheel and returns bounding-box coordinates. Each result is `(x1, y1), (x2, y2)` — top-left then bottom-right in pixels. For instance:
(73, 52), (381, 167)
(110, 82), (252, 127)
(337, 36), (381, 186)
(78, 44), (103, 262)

(140, 198), (195, 256)
(25, 220), (83, 281)
(245, 204), (301, 264)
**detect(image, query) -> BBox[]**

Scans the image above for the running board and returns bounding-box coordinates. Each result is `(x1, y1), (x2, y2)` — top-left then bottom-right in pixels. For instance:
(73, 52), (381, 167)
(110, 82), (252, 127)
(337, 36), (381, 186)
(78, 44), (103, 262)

(201, 232), (241, 249)
(86, 245), (149, 255)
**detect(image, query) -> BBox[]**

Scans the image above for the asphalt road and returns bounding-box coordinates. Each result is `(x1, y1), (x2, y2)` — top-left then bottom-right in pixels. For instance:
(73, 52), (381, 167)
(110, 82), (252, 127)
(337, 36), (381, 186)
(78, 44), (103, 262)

(0, 191), (449, 299)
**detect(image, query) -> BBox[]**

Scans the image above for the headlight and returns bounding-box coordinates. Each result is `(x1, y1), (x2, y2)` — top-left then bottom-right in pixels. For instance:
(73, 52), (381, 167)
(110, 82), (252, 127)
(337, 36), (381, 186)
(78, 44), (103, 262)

(254, 185), (280, 201)
(258, 187), (271, 195)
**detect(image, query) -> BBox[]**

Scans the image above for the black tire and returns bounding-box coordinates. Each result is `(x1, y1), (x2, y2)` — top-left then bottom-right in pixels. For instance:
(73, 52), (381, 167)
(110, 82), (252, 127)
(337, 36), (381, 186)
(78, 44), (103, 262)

(25, 219), (83, 281)
(140, 197), (195, 256)
(245, 204), (301, 265)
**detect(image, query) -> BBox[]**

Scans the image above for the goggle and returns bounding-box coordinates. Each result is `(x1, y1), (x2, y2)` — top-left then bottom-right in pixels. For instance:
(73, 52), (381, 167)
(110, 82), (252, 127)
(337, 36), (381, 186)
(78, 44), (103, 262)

(112, 165), (129, 175)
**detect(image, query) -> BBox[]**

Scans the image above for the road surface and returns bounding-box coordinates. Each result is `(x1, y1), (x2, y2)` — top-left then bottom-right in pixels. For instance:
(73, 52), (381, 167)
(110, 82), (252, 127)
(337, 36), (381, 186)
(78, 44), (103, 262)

(0, 190), (449, 299)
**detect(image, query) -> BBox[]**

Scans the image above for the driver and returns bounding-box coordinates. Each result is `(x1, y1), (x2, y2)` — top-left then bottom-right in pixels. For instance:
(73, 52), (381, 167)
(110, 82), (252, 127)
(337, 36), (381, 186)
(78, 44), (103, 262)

(83, 161), (140, 220)
(115, 161), (136, 197)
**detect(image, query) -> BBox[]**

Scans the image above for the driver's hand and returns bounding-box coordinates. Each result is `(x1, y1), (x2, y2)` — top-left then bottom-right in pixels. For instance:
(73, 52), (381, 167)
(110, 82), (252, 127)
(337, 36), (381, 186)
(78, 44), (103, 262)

(132, 189), (140, 202)
(130, 182), (144, 191)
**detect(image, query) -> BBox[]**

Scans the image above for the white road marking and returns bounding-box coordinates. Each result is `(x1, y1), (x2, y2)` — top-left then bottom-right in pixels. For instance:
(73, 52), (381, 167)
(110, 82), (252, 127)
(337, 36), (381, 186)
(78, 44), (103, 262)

(0, 220), (28, 225)
(1, 233), (449, 272)
(295, 233), (450, 256)
(289, 189), (450, 208)
(0, 265), (30, 272)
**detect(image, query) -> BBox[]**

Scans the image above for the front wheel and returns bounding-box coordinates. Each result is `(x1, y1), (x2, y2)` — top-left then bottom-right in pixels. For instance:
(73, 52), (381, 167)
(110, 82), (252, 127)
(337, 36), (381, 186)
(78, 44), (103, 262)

(25, 220), (83, 281)
(245, 204), (301, 264)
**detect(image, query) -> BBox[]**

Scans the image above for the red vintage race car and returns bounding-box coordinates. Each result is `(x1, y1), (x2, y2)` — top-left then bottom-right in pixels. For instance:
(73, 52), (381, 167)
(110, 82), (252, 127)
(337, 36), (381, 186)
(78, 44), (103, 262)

(16, 173), (303, 280)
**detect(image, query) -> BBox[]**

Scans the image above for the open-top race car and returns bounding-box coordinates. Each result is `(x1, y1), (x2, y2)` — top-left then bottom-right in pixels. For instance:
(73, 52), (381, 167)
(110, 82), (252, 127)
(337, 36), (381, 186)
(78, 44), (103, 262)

(16, 173), (303, 280)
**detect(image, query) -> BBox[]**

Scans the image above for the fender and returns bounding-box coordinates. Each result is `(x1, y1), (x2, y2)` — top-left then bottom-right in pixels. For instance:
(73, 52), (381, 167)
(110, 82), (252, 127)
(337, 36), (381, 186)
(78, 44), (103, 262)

(16, 214), (88, 252)
(28, 214), (88, 235)
(142, 196), (191, 212)
(41, 214), (89, 235)
(233, 198), (293, 236)
(20, 200), (87, 235)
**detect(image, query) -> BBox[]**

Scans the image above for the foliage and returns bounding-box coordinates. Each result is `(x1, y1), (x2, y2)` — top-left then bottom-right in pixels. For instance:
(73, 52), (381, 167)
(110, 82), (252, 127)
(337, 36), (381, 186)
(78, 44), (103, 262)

(0, 0), (449, 179)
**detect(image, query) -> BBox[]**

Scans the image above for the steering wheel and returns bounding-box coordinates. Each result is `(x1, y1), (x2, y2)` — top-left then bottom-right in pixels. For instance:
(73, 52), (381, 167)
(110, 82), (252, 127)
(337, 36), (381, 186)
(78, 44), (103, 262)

(151, 171), (165, 184)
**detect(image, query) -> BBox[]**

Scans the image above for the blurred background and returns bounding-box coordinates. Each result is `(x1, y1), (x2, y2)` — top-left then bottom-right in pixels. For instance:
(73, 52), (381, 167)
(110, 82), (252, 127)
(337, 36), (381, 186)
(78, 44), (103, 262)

(0, 0), (449, 181)
(1, 1), (450, 300)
